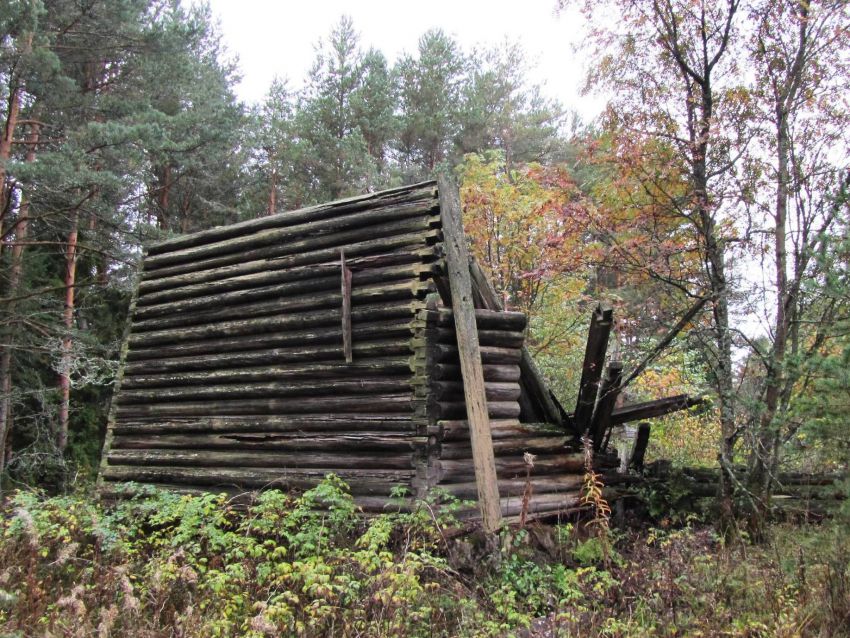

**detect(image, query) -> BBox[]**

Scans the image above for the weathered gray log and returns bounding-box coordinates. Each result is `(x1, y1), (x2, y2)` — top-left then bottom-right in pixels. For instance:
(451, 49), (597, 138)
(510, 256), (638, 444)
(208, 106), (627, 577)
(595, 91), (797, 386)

(440, 476), (584, 499)
(112, 415), (425, 435)
(126, 321), (413, 363)
(145, 198), (439, 270)
(609, 394), (703, 425)
(117, 379), (413, 405)
(134, 263), (435, 322)
(574, 304), (613, 434)
(438, 174), (501, 532)
(128, 300), (419, 352)
(439, 436), (569, 459)
(102, 465), (413, 496)
(464, 492), (583, 519)
(115, 394), (421, 418)
(428, 308), (527, 332)
(143, 219), (441, 282)
(138, 247), (434, 305)
(121, 359), (413, 389)
(131, 279), (430, 334)
(432, 381), (521, 402)
(128, 301), (418, 349)
(437, 400), (521, 420)
(433, 344), (522, 365)
(439, 419), (565, 441)
(123, 339), (414, 375)
(629, 422), (651, 471)
(590, 361), (623, 451)
(107, 447), (418, 470)
(141, 227), (440, 293)
(437, 453), (587, 482)
(435, 327), (525, 348)
(432, 363), (521, 383)
(146, 182), (438, 255)
(111, 432), (428, 452)
(340, 249), (353, 363)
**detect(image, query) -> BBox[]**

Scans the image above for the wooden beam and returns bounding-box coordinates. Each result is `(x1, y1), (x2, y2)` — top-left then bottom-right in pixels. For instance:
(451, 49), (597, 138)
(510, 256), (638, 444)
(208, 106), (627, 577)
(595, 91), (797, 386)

(438, 175), (501, 533)
(609, 394), (704, 425)
(590, 361), (623, 452)
(340, 249), (353, 363)
(629, 422), (651, 471)
(574, 304), (613, 434)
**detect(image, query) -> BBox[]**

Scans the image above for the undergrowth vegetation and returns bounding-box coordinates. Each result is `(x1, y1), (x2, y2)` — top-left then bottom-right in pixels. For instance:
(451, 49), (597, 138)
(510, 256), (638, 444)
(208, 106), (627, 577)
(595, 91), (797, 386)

(1, 477), (848, 637)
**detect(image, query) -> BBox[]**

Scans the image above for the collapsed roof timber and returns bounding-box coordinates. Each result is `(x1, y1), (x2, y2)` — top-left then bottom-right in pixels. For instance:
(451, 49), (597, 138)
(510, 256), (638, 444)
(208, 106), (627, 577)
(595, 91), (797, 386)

(99, 179), (700, 526)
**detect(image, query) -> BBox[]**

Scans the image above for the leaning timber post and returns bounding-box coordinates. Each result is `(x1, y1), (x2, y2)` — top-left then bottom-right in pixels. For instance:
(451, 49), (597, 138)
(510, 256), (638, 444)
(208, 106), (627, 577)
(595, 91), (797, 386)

(629, 422), (651, 471)
(590, 361), (623, 452)
(437, 175), (502, 533)
(574, 304), (613, 435)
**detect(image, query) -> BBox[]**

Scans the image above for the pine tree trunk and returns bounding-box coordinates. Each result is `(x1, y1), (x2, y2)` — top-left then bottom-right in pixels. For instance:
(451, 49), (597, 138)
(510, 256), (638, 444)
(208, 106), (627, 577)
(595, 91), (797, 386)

(0, 123), (39, 480)
(157, 164), (172, 230)
(58, 211), (79, 453)
(0, 54), (25, 217)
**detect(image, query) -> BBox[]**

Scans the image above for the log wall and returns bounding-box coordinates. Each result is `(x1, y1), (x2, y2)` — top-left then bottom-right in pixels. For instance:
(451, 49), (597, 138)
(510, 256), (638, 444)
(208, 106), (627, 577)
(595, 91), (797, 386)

(101, 181), (602, 521)
(102, 184), (442, 503)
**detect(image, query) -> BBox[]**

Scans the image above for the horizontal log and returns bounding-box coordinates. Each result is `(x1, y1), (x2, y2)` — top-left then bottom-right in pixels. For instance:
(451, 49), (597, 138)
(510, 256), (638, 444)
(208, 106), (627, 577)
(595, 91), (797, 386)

(138, 249), (434, 306)
(118, 378), (413, 405)
(142, 225), (440, 292)
(439, 419), (565, 441)
(425, 308), (527, 332)
(437, 453), (586, 482)
(440, 476), (584, 500)
(111, 432), (429, 452)
(127, 302), (418, 349)
(147, 182), (437, 255)
(115, 394), (422, 419)
(131, 280), (430, 335)
(432, 381), (521, 402)
(135, 263), (437, 321)
(107, 447), (418, 471)
(121, 358), (413, 389)
(667, 467), (844, 488)
(102, 465), (414, 497)
(439, 436), (568, 460)
(432, 364), (520, 383)
(145, 200), (439, 271)
(435, 327), (525, 349)
(112, 415), (425, 435)
(609, 395), (704, 425)
(454, 492), (583, 520)
(124, 339), (414, 375)
(433, 344), (522, 365)
(126, 319), (413, 363)
(436, 400), (521, 420)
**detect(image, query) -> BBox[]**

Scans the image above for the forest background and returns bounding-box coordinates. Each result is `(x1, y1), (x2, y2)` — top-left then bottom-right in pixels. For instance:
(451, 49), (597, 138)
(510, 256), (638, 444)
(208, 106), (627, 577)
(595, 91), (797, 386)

(0, 0), (848, 524)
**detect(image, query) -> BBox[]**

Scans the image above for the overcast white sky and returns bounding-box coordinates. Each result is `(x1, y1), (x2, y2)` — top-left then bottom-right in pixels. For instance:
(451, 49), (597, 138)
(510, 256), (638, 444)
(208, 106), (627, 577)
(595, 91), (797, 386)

(201, 0), (604, 120)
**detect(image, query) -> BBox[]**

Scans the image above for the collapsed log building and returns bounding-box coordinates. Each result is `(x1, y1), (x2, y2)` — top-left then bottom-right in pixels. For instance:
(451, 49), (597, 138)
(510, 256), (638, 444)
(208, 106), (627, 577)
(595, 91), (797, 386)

(100, 179), (699, 525)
